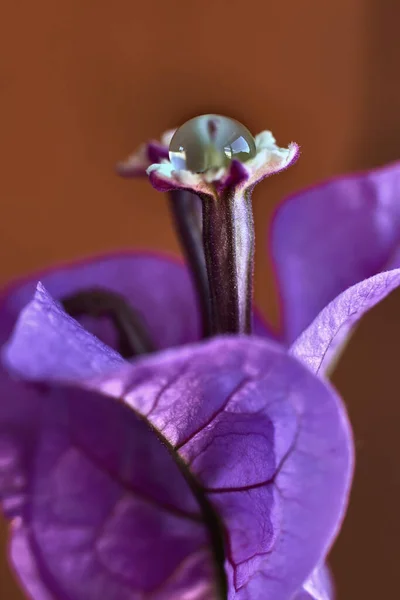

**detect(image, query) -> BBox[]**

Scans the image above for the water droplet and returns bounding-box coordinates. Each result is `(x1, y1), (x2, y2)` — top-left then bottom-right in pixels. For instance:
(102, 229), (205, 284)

(169, 114), (256, 173)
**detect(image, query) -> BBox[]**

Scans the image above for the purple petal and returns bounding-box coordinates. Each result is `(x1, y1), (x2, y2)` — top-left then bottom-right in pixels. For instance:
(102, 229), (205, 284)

(2, 299), (351, 599)
(0, 373), (42, 520)
(148, 168), (179, 192)
(92, 337), (353, 599)
(116, 141), (169, 178)
(271, 162), (400, 343)
(253, 308), (276, 339)
(293, 564), (334, 599)
(9, 522), (57, 600)
(0, 253), (274, 357)
(3, 283), (275, 389)
(4, 283), (123, 382)
(290, 269), (400, 375)
(216, 160), (250, 192)
(147, 141), (170, 164)
(2, 383), (219, 599)
(0, 253), (202, 352)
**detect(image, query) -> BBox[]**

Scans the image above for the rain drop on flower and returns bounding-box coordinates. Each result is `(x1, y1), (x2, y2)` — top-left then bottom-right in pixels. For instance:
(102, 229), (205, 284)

(169, 114), (256, 173)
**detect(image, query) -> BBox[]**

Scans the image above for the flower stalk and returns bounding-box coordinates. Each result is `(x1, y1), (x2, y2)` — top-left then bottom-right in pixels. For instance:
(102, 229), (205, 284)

(62, 288), (155, 357)
(202, 187), (254, 334)
(168, 190), (212, 337)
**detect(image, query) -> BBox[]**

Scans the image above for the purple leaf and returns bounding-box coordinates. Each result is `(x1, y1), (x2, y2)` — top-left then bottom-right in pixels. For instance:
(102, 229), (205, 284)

(10, 522), (57, 600)
(271, 162), (400, 343)
(290, 269), (400, 375)
(0, 253), (273, 355)
(2, 292), (352, 598)
(3, 283), (123, 381)
(2, 383), (220, 600)
(3, 284), (271, 387)
(0, 253), (202, 351)
(90, 337), (353, 599)
(0, 372), (44, 520)
(293, 564), (333, 599)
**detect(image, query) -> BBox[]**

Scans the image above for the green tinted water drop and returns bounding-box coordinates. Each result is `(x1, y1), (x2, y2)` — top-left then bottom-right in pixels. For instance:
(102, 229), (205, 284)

(169, 114), (256, 173)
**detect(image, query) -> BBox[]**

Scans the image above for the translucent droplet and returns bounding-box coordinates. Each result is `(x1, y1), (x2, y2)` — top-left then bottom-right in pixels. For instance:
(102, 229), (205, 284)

(169, 114), (256, 173)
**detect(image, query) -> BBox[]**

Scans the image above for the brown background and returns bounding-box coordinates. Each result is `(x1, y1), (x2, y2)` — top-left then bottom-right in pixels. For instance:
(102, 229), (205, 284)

(1, 1), (399, 598)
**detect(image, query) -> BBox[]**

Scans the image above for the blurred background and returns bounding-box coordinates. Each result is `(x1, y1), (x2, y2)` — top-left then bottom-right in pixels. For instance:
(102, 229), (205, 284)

(1, 1), (399, 598)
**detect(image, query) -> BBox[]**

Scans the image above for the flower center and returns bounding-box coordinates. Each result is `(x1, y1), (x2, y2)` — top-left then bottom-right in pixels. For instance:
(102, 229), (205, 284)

(168, 114), (256, 172)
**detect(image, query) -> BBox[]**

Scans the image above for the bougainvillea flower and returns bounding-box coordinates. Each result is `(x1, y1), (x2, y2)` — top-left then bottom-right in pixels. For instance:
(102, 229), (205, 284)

(1, 283), (352, 599)
(0, 113), (398, 599)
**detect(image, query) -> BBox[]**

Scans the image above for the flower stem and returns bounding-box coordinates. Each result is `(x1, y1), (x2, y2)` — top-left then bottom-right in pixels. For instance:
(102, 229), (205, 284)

(168, 190), (212, 337)
(201, 189), (254, 334)
(61, 288), (155, 358)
